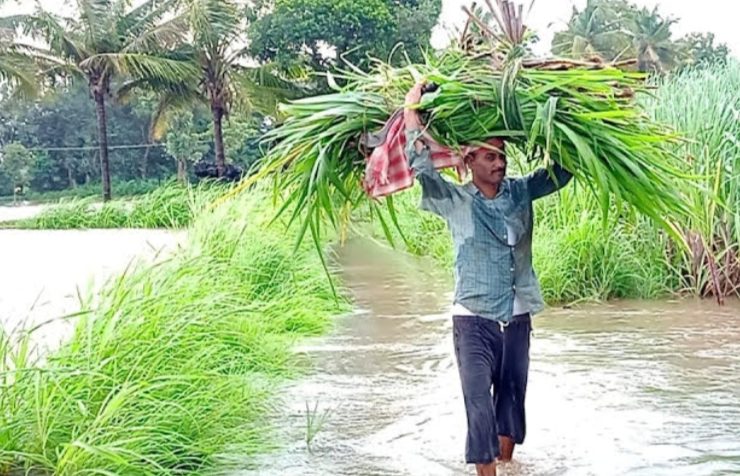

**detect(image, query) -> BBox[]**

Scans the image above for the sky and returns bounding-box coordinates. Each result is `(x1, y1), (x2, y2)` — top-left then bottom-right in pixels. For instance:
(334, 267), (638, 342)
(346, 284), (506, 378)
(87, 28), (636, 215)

(432, 0), (740, 56)
(2, 0), (738, 58)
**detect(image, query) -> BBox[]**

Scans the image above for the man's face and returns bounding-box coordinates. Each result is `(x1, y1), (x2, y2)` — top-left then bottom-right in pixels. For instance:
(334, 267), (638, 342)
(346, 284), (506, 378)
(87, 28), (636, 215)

(465, 140), (507, 187)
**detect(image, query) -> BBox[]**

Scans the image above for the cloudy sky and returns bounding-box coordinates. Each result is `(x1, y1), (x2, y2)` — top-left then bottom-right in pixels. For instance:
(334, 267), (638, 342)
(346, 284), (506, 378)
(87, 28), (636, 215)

(2, 0), (738, 57)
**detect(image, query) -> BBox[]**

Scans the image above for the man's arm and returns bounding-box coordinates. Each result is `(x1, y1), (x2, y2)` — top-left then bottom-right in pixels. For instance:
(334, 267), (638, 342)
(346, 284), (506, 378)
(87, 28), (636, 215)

(404, 84), (459, 217)
(524, 162), (574, 201)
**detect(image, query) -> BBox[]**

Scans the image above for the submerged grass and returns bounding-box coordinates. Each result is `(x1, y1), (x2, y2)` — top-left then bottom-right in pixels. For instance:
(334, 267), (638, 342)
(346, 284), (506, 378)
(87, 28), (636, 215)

(0, 189), (348, 475)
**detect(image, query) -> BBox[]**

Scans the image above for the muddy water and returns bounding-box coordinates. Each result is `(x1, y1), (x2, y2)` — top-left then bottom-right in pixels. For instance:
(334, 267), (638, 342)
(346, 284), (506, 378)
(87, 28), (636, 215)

(243, 238), (740, 476)
(0, 212), (183, 350)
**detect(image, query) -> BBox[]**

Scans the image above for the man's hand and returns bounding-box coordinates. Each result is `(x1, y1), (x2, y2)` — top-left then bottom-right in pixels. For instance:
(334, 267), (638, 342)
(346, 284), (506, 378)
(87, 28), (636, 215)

(404, 82), (425, 132)
(405, 83), (425, 109)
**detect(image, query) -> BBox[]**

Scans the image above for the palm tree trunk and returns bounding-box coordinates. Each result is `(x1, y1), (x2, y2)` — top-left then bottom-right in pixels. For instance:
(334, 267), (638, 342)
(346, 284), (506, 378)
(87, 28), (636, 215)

(93, 89), (112, 201)
(177, 158), (187, 183)
(141, 145), (150, 179)
(212, 105), (226, 178)
(66, 161), (77, 188)
(141, 126), (151, 180)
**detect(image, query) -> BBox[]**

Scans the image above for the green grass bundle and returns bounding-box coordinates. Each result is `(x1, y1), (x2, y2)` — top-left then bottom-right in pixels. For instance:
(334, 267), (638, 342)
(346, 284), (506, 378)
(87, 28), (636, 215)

(233, 3), (694, 250)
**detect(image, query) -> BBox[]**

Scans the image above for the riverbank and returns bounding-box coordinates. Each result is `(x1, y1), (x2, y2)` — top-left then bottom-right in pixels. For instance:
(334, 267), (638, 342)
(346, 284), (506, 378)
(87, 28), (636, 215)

(0, 179), (164, 206)
(0, 190), (349, 475)
(3, 182), (227, 230)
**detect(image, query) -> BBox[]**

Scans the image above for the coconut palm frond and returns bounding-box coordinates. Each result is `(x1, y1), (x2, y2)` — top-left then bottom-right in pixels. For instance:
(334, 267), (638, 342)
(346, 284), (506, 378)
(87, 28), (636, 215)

(9, 11), (86, 63)
(76, 0), (113, 48)
(185, 0), (241, 49)
(122, 0), (181, 35)
(122, 15), (189, 53)
(83, 52), (199, 84)
(0, 52), (37, 97)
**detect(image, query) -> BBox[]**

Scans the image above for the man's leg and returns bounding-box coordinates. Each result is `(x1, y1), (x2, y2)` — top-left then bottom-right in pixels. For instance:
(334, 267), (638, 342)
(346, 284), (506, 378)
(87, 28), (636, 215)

(498, 435), (516, 462)
(453, 316), (503, 474)
(475, 462), (496, 476)
(494, 313), (532, 462)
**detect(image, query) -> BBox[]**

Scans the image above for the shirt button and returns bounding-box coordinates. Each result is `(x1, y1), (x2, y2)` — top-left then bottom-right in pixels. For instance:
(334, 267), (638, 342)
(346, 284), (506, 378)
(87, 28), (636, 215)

(510, 267), (515, 272)
(512, 285), (517, 291)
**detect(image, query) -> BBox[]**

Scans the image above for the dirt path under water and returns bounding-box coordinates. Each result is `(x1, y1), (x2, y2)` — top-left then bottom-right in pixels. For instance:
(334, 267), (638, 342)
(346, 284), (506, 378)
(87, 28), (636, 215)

(241, 238), (740, 476)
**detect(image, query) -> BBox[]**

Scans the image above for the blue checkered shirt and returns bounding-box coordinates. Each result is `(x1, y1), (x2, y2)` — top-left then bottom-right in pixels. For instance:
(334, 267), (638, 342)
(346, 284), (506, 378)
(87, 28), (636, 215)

(406, 130), (573, 322)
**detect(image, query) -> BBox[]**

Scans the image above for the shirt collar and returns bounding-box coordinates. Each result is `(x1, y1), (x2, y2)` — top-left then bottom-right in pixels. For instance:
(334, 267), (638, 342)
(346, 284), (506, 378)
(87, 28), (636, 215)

(465, 178), (510, 199)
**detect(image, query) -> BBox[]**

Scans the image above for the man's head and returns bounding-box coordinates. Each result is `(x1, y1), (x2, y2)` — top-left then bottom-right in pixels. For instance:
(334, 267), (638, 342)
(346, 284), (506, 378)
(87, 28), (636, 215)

(464, 138), (507, 187)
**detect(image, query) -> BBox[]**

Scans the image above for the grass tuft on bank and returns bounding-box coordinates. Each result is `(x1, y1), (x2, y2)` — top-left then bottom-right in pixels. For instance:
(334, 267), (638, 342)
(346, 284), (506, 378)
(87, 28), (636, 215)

(0, 189), (347, 475)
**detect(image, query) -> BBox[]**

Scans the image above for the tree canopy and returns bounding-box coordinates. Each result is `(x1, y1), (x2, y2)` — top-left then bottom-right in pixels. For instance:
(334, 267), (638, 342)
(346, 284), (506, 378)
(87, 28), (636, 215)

(0, 0), (731, 199)
(248, 0), (442, 71)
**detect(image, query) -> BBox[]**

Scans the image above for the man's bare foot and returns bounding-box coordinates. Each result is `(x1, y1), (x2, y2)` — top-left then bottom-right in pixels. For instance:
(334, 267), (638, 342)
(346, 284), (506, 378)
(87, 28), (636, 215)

(498, 436), (515, 462)
(475, 462), (496, 476)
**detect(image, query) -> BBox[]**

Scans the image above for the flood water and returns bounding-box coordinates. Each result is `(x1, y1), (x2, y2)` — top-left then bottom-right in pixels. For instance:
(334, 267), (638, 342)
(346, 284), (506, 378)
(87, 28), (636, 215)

(0, 205), (182, 349)
(242, 238), (740, 476)
(2, 205), (739, 475)
(0, 202), (46, 222)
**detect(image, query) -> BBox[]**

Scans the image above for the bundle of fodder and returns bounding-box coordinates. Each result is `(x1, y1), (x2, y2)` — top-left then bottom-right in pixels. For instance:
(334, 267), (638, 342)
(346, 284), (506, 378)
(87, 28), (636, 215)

(228, 1), (693, 250)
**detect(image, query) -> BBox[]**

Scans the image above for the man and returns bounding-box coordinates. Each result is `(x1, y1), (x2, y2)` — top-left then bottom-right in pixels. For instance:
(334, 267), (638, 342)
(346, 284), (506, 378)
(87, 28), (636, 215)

(404, 83), (572, 476)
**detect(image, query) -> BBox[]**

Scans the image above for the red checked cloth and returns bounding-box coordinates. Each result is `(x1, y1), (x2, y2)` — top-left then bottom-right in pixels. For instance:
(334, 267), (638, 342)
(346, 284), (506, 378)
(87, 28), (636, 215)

(362, 111), (467, 198)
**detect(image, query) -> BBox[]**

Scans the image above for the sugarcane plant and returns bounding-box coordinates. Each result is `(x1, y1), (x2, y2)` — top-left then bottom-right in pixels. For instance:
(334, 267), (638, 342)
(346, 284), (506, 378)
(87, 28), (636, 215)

(224, 0), (695, 255)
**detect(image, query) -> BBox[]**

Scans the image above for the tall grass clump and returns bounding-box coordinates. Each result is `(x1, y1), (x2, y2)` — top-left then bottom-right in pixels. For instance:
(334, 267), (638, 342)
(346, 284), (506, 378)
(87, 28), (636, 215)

(646, 62), (740, 298)
(0, 189), (347, 475)
(531, 185), (677, 302)
(16, 182), (226, 230)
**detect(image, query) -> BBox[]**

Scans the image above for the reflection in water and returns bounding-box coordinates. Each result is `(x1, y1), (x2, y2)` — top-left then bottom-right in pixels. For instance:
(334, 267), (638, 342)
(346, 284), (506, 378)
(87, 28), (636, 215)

(242, 238), (740, 476)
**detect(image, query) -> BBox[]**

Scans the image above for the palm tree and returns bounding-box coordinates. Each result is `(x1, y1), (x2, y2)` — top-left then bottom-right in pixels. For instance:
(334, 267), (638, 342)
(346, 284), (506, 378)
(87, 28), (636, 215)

(629, 7), (678, 73)
(4, 0), (197, 200)
(131, 0), (301, 178)
(551, 0), (632, 61)
(552, 1), (614, 59)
